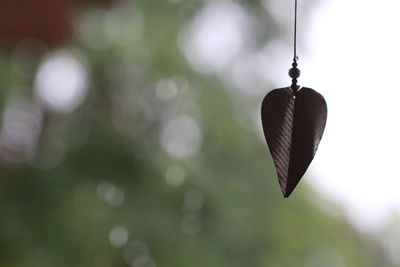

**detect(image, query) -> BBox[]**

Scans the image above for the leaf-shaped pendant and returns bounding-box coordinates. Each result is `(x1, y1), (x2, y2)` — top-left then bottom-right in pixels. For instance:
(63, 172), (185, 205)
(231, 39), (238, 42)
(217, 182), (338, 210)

(261, 87), (327, 197)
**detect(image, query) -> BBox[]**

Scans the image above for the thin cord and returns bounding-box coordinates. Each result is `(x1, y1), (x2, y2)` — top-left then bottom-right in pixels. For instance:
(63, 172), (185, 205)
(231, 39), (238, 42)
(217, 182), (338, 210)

(290, 0), (300, 92)
(294, 0), (297, 60)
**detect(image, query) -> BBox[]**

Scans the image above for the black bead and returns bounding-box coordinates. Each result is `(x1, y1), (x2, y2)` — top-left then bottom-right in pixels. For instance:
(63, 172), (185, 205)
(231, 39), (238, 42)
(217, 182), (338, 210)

(289, 67), (300, 79)
(290, 83), (299, 93)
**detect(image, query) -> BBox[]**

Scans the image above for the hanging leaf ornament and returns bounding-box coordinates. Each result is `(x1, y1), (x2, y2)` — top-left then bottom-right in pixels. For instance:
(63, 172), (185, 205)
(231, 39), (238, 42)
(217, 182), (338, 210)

(261, 0), (327, 198)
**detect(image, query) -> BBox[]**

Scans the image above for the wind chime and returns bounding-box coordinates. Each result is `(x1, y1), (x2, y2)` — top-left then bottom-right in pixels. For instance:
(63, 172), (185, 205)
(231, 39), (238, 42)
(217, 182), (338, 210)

(261, 0), (327, 198)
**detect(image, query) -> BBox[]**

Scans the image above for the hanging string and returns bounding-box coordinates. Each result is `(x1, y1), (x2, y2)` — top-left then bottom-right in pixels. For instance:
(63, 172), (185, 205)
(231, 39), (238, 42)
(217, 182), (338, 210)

(289, 0), (300, 92)
(293, 0), (298, 61)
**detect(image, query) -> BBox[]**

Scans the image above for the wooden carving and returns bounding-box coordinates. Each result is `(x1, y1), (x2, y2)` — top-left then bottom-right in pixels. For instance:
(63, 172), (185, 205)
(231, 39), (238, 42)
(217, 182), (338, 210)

(261, 87), (327, 197)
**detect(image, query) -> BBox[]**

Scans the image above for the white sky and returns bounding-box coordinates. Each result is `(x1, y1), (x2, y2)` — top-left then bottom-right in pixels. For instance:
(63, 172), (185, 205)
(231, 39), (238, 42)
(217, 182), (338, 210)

(183, 0), (400, 231)
(304, 0), (400, 230)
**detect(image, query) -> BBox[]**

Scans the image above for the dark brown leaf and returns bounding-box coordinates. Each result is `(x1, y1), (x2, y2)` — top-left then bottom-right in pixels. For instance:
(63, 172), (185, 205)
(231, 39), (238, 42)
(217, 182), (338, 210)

(261, 87), (327, 198)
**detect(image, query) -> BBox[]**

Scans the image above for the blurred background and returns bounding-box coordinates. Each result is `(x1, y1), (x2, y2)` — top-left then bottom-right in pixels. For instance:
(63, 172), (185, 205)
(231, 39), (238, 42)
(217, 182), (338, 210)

(0, 0), (399, 266)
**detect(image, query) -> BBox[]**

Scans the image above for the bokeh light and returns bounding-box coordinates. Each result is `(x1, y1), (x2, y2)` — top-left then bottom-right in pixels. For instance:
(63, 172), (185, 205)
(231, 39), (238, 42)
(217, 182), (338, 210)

(34, 50), (88, 113)
(0, 0), (396, 266)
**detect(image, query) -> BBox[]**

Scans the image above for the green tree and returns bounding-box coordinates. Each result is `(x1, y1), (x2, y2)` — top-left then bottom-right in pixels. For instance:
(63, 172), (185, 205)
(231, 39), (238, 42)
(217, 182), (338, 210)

(0, 0), (391, 266)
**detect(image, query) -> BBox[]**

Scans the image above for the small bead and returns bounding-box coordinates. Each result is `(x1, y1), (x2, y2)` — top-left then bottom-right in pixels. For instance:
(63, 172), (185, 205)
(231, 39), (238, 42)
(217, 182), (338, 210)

(290, 83), (299, 93)
(289, 67), (300, 78)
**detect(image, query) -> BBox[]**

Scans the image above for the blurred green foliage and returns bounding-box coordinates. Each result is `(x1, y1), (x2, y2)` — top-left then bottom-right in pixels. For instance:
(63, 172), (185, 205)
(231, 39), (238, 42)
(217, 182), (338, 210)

(0, 0), (393, 266)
